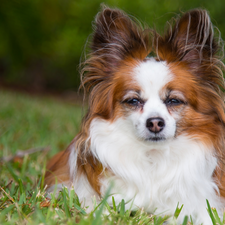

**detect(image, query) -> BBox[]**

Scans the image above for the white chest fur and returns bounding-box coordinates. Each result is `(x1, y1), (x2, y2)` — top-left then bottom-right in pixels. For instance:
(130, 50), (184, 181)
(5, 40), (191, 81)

(88, 118), (222, 224)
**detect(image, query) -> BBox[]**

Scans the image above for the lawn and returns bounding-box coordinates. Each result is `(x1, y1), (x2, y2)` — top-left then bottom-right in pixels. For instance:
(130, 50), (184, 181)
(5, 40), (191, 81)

(0, 90), (223, 224)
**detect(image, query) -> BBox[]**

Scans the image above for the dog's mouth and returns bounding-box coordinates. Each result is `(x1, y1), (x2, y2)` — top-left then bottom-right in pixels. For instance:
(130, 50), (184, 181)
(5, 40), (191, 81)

(146, 137), (166, 142)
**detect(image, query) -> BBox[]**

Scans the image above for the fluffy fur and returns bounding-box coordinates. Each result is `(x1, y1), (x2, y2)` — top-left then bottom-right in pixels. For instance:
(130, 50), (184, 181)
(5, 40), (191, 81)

(45, 6), (225, 224)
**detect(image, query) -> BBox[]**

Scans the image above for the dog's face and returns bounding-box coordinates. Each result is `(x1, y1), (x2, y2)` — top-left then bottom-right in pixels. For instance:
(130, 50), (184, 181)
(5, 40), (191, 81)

(120, 58), (177, 142)
(113, 58), (192, 143)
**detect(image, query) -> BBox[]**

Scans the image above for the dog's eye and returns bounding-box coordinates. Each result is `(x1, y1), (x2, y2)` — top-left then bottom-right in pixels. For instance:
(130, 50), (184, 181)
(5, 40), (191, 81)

(122, 96), (144, 109)
(165, 98), (183, 105)
(126, 98), (140, 106)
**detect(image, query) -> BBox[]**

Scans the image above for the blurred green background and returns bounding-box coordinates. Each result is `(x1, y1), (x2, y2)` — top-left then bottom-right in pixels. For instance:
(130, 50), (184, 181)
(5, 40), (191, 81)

(0, 0), (224, 92)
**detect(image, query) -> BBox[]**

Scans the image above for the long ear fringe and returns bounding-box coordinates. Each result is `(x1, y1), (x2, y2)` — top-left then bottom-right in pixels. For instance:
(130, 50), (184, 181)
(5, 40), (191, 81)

(154, 9), (224, 63)
(154, 9), (225, 95)
(79, 5), (151, 97)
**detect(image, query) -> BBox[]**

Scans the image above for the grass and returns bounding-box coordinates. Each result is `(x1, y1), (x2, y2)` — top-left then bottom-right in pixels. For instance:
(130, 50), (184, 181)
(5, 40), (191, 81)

(0, 89), (224, 224)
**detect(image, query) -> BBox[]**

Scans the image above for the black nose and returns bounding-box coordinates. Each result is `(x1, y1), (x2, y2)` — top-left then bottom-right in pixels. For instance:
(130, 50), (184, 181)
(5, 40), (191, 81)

(146, 117), (165, 133)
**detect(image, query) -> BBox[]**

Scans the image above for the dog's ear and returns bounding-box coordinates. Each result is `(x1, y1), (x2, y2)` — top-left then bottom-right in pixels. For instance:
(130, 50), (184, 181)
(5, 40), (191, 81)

(91, 6), (150, 69)
(157, 9), (218, 66)
(79, 7), (150, 126)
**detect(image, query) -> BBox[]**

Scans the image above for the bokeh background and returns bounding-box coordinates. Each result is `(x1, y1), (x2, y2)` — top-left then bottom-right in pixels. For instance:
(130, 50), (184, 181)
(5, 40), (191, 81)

(0, 0), (225, 93)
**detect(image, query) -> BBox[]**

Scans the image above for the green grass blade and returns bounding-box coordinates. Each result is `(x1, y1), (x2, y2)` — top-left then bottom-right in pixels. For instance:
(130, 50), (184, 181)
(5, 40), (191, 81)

(18, 192), (26, 205)
(206, 199), (216, 225)
(1, 205), (15, 215)
(120, 199), (125, 216)
(40, 161), (46, 190)
(6, 164), (19, 182)
(69, 188), (75, 209)
(74, 203), (87, 215)
(112, 196), (117, 212)
(91, 185), (112, 225)
(212, 207), (222, 225)
(21, 155), (28, 178)
(174, 202), (183, 219)
(182, 216), (188, 225)
(18, 178), (24, 194)
(154, 215), (170, 225)
(62, 188), (71, 218)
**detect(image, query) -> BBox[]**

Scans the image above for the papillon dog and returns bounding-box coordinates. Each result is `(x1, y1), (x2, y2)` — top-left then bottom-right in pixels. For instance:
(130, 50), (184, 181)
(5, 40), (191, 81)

(45, 6), (225, 224)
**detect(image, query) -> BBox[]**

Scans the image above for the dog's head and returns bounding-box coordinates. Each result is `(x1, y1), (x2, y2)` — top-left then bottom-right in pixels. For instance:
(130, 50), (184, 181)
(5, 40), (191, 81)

(78, 6), (225, 155)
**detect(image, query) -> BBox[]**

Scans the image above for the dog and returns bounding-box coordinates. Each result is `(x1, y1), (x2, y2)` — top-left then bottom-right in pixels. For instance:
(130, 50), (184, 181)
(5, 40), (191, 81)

(45, 6), (225, 224)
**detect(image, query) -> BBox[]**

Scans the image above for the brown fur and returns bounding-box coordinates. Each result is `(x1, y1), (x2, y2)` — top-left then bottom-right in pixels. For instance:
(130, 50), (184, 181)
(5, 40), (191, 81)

(77, 155), (103, 195)
(45, 139), (103, 195)
(45, 149), (70, 186)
